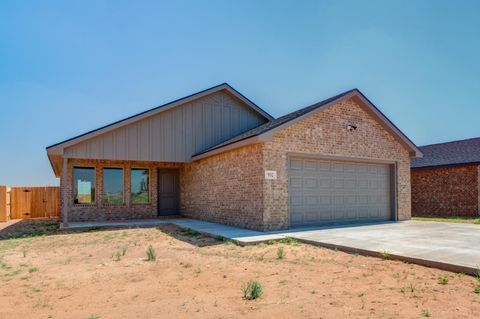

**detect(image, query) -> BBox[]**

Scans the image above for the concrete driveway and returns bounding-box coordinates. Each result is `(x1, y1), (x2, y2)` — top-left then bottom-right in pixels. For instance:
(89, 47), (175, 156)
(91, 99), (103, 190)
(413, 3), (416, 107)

(283, 221), (480, 274)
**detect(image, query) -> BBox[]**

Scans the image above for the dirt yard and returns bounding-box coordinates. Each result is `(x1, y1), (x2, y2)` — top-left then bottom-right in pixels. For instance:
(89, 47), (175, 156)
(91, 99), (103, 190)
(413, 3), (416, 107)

(1, 220), (479, 319)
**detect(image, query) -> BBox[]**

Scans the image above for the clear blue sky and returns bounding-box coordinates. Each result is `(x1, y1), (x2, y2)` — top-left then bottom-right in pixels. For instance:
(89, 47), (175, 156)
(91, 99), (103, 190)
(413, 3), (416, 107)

(1, 0), (479, 186)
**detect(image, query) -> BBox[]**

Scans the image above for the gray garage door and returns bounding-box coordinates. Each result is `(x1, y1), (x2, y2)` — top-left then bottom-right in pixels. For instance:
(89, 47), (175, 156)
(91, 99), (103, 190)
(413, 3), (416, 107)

(289, 157), (393, 227)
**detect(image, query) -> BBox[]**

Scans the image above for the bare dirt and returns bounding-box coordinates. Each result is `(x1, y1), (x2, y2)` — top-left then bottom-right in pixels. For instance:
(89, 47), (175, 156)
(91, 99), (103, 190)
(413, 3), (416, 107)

(0, 221), (479, 318)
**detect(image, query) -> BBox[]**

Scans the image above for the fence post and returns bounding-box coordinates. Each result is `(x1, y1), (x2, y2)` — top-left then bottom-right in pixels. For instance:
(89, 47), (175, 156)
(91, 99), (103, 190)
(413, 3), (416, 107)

(0, 186), (7, 222)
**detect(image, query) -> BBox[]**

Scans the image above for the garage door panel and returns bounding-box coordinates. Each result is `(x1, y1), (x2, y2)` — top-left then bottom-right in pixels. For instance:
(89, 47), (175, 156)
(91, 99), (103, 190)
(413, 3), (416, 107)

(289, 159), (303, 170)
(304, 160), (317, 170)
(289, 158), (392, 226)
(304, 177), (318, 188)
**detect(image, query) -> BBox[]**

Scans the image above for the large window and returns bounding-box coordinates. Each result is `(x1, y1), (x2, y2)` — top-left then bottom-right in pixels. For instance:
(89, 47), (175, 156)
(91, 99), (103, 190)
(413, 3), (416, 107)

(131, 168), (149, 204)
(103, 168), (124, 204)
(73, 167), (95, 204)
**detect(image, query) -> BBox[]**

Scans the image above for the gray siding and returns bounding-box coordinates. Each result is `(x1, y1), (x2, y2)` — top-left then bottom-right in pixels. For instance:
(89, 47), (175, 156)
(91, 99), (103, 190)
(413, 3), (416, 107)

(64, 91), (267, 162)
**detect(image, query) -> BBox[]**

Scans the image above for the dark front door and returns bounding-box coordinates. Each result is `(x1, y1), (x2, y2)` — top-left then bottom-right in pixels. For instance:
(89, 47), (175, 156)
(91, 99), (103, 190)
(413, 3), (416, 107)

(157, 169), (180, 216)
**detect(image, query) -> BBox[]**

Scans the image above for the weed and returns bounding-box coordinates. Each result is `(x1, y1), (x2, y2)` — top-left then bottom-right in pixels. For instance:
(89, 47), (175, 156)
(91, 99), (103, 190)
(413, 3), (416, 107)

(146, 245), (156, 262)
(113, 251), (122, 262)
(279, 237), (300, 245)
(121, 246), (128, 256)
(223, 239), (236, 246)
(475, 267), (480, 281)
(277, 247), (286, 259)
(0, 260), (12, 271)
(194, 267), (201, 274)
(86, 316), (100, 319)
(29, 267), (38, 273)
(182, 262), (193, 268)
(22, 249), (27, 258)
(438, 275), (449, 285)
(400, 287), (406, 293)
(242, 280), (263, 300)
(180, 228), (201, 237)
(380, 250), (390, 260)
(278, 279), (288, 285)
(421, 309), (431, 317)
(474, 285), (480, 294)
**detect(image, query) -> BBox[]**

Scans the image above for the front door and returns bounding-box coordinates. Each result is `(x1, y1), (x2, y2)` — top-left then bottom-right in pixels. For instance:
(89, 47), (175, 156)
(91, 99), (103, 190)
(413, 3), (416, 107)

(157, 169), (180, 216)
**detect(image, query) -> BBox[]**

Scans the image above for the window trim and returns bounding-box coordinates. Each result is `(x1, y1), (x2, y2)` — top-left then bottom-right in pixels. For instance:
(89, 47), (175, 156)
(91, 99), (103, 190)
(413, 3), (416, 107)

(130, 167), (151, 205)
(72, 166), (96, 205)
(102, 167), (125, 206)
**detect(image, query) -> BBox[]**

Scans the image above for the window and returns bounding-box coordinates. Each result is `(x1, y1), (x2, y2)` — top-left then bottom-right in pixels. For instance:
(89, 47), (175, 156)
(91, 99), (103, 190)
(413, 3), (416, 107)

(131, 168), (149, 204)
(103, 168), (124, 204)
(73, 167), (95, 204)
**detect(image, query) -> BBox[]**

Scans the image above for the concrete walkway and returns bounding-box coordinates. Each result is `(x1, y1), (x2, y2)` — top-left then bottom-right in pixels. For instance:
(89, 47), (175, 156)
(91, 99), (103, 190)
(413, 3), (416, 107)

(63, 218), (286, 242)
(64, 218), (480, 274)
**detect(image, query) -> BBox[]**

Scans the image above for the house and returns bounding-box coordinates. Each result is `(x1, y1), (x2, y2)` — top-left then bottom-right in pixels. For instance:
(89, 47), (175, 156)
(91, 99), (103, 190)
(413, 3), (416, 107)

(411, 138), (480, 217)
(47, 83), (422, 230)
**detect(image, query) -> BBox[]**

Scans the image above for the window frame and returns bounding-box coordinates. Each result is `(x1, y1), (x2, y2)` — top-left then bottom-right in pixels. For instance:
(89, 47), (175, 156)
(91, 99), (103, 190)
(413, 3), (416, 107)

(130, 167), (151, 205)
(102, 167), (125, 205)
(72, 166), (96, 205)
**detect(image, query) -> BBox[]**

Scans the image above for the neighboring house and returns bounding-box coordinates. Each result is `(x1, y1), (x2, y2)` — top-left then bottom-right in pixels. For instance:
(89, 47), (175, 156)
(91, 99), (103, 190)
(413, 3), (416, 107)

(47, 83), (421, 230)
(411, 138), (480, 217)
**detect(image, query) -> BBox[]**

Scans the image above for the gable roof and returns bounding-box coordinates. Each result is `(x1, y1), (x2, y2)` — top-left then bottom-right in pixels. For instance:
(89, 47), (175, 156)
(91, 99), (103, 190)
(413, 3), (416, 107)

(411, 137), (480, 168)
(46, 83), (273, 154)
(193, 88), (422, 160)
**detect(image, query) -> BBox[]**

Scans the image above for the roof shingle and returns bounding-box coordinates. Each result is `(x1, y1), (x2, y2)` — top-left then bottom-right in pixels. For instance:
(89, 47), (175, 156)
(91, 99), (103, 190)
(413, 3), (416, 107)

(411, 137), (480, 168)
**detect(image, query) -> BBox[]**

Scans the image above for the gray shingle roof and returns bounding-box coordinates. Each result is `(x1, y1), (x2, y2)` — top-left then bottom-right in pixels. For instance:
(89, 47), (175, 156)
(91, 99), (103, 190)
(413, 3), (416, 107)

(411, 137), (480, 168)
(195, 89), (357, 156)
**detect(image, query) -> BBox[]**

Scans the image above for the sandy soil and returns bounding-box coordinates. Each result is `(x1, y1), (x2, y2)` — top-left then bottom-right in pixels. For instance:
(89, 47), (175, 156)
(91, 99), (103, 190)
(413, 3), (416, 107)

(0, 222), (479, 319)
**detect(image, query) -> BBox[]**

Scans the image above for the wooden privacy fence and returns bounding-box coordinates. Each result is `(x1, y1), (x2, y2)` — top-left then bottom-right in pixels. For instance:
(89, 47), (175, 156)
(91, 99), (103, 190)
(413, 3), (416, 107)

(0, 186), (60, 221)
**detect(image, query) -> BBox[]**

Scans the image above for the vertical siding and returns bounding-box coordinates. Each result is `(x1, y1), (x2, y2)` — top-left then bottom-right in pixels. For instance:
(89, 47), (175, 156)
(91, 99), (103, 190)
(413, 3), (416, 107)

(64, 91), (268, 162)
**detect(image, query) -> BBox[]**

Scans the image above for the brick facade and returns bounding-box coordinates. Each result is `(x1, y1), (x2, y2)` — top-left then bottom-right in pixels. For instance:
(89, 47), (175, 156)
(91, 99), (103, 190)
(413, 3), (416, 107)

(181, 144), (264, 229)
(62, 158), (181, 222)
(261, 98), (412, 229)
(411, 165), (480, 217)
(60, 99), (413, 229)
(178, 98), (412, 230)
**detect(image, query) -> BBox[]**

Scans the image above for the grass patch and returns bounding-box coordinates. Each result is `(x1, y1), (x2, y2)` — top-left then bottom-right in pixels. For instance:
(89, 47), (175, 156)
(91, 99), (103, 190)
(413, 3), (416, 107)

(380, 250), (390, 260)
(179, 228), (201, 237)
(146, 245), (156, 262)
(474, 285), (480, 294)
(279, 237), (300, 245)
(277, 247), (286, 259)
(412, 216), (480, 224)
(242, 280), (263, 300)
(421, 309), (431, 317)
(437, 275), (449, 285)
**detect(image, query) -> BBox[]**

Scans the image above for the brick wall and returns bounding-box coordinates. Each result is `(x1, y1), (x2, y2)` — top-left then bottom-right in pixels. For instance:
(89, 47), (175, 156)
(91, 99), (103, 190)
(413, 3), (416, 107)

(411, 165), (480, 217)
(181, 144), (265, 230)
(62, 159), (181, 222)
(262, 98), (412, 229)
(181, 98), (412, 230)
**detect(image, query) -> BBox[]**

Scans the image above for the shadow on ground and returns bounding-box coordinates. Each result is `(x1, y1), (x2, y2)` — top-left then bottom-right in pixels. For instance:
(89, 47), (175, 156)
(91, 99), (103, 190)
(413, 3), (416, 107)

(156, 224), (225, 247)
(0, 219), (225, 248)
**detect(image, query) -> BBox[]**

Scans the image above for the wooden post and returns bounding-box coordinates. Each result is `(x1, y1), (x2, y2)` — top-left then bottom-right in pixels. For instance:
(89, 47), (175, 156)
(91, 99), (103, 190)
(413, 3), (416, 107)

(61, 157), (69, 227)
(0, 186), (7, 222)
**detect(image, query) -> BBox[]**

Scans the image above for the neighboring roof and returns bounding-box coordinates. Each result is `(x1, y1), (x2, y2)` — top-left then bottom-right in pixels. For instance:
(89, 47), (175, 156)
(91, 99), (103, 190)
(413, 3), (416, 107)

(193, 88), (422, 159)
(46, 83), (273, 152)
(411, 137), (480, 168)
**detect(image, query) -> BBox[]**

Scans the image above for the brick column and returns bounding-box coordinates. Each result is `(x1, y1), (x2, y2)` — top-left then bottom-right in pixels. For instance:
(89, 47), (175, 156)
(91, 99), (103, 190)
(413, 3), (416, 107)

(61, 157), (69, 227)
